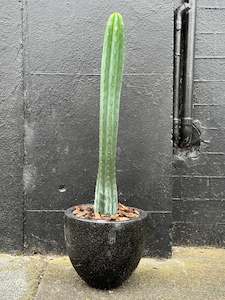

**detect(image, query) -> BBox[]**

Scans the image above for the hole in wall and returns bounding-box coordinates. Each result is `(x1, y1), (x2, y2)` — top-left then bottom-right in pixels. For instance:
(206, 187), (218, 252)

(173, 144), (200, 161)
(173, 120), (202, 160)
(58, 185), (66, 193)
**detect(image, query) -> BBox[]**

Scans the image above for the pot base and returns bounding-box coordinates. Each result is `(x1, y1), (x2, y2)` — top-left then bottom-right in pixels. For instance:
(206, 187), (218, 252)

(70, 256), (139, 289)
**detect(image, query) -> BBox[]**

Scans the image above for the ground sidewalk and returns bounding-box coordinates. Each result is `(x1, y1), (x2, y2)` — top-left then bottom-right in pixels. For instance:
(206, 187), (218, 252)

(1, 247), (225, 300)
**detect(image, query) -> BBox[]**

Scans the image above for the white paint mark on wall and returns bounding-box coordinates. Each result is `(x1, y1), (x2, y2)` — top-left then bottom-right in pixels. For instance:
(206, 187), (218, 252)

(24, 121), (34, 147)
(23, 164), (37, 192)
(64, 145), (69, 155)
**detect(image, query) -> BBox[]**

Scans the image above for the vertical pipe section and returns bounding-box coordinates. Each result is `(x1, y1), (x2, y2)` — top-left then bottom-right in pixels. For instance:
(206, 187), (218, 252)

(173, 2), (190, 146)
(181, 0), (197, 145)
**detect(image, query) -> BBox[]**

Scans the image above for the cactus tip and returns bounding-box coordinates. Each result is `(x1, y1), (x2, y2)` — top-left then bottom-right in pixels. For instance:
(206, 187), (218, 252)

(111, 12), (122, 18)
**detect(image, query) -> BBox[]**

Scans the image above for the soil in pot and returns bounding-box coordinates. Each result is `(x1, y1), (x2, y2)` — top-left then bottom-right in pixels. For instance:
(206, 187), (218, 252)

(73, 203), (140, 221)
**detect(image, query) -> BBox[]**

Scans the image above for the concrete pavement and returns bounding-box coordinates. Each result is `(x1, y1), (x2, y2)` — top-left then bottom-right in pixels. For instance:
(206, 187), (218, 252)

(1, 247), (225, 300)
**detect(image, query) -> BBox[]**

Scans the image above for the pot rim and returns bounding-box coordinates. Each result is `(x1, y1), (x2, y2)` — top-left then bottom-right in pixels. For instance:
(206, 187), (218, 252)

(65, 204), (148, 224)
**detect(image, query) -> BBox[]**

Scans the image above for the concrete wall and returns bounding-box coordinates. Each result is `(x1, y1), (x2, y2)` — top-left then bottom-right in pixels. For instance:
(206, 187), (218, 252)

(0, 1), (24, 251)
(172, 0), (225, 247)
(0, 1), (173, 255)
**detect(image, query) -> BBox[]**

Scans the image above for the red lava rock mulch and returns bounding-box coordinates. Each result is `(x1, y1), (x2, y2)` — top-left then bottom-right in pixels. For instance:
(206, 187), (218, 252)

(73, 203), (139, 222)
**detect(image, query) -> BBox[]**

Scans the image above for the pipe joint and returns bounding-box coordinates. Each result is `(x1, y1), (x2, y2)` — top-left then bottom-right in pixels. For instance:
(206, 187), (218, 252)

(182, 117), (193, 126)
(176, 3), (190, 30)
(173, 118), (180, 125)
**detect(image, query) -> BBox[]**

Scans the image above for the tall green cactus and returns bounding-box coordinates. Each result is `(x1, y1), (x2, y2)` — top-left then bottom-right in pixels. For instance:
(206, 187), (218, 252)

(94, 13), (124, 215)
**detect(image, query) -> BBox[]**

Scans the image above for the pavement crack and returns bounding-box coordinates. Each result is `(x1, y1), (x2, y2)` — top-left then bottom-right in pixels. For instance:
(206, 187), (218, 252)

(33, 258), (48, 300)
(23, 256), (48, 300)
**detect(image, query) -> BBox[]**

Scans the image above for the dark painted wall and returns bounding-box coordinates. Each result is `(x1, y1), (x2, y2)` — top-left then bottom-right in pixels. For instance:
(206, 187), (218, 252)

(172, 0), (225, 247)
(0, 1), (24, 251)
(4, 0), (224, 254)
(22, 0), (173, 255)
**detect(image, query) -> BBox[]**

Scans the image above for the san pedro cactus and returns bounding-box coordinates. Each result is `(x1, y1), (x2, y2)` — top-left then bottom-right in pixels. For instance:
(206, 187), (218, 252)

(94, 13), (124, 215)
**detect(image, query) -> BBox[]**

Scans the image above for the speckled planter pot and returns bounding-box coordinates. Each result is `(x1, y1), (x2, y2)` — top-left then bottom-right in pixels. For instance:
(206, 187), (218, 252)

(64, 205), (148, 289)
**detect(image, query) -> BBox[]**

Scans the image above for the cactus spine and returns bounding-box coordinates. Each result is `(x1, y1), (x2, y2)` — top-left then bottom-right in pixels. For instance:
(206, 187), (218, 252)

(94, 13), (124, 215)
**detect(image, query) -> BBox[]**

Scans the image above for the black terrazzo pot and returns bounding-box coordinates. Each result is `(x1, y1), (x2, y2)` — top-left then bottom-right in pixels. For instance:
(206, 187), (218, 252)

(64, 205), (148, 289)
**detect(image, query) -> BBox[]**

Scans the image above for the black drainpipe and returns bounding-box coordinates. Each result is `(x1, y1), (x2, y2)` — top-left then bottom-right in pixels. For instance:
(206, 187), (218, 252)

(173, 1), (190, 146)
(181, 0), (197, 146)
(173, 0), (200, 148)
